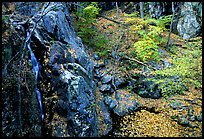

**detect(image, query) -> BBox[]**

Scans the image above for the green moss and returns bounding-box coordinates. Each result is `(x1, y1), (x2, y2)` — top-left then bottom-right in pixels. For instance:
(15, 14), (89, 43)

(149, 77), (186, 98)
(150, 41), (202, 98)
(156, 46), (202, 88)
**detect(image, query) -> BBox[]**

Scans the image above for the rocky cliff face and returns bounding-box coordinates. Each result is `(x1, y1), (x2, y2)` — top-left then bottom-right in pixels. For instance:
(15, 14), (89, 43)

(2, 2), (98, 137)
(32, 2), (98, 136)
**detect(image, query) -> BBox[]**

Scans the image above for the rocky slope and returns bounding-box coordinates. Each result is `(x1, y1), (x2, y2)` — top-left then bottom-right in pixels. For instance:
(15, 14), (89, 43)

(2, 2), (202, 137)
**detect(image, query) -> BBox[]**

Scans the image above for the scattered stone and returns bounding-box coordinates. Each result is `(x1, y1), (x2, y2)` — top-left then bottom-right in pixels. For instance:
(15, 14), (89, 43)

(148, 61), (162, 70)
(161, 60), (174, 69)
(178, 116), (189, 126)
(189, 116), (196, 122)
(135, 81), (162, 99)
(170, 100), (184, 110)
(101, 75), (112, 84)
(114, 77), (127, 88)
(99, 84), (111, 92)
(93, 53), (100, 61)
(104, 59), (109, 65)
(196, 112), (202, 122)
(138, 90), (149, 98)
(104, 96), (117, 110)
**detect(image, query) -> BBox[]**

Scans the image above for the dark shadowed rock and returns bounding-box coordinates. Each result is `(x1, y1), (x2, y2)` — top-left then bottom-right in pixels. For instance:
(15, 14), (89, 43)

(114, 76), (127, 88)
(97, 100), (113, 136)
(178, 116), (189, 126)
(48, 41), (74, 66)
(135, 80), (162, 99)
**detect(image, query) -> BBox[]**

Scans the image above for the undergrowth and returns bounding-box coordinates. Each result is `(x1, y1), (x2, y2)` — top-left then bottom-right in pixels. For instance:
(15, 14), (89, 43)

(72, 2), (110, 57)
(153, 40), (202, 97)
(123, 14), (171, 62)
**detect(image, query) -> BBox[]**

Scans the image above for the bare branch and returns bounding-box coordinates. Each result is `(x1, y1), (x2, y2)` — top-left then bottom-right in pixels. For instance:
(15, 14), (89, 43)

(121, 56), (157, 70)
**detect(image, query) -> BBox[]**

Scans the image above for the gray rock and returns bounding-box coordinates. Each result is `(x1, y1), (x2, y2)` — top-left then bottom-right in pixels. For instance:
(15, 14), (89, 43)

(178, 116), (189, 126)
(138, 90), (149, 98)
(101, 75), (112, 84)
(48, 41), (73, 66)
(99, 84), (111, 92)
(189, 116), (196, 122)
(59, 70), (98, 136)
(135, 81), (162, 99)
(188, 106), (194, 116)
(113, 90), (139, 116)
(34, 2), (97, 136)
(196, 112), (202, 122)
(94, 69), (102, 79)
(177, 2), (201, 39)
(15, 2), (40, 17)
(170, 100), (183, 110)
(104, 96), (117, 110)
(93, 54), (100, 61)
(162, 60), (173, 69)
(104, 59), (109, 65)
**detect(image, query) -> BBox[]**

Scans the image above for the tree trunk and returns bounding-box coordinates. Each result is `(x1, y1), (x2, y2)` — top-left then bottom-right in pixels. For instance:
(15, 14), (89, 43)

(139, 2), (144, 19)
(116, 2), (119, 16)
(120, 2), (125, 12)
(166, 2), (175, 49)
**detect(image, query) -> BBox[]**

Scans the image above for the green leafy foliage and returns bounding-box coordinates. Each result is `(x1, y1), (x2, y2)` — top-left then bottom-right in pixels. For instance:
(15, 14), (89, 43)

(158, 15), (172, 30)
(73, 2), (109, 56)
(133, 38), (160, 62)
(153, 41), (202, 97)
(125, 15), (172, 62)
(144, 14), (172, 30)
(148, 76), (186, 98)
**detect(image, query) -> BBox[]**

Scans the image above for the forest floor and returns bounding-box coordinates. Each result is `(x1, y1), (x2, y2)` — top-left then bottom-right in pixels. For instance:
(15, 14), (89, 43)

(87, 9), (202, 137)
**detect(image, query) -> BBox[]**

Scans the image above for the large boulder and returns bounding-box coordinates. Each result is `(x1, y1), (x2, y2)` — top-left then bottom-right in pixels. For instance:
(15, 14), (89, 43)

(38, 3), (98, 137)
(112, 90), (140, 117)
(177, 2), (201, 39)
(57, 70), (98, 137)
